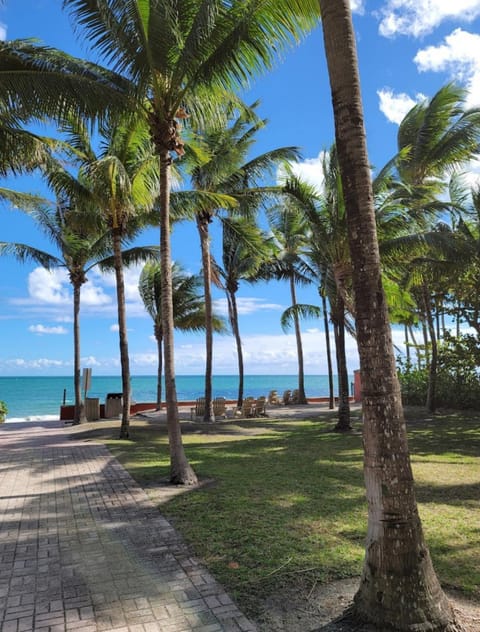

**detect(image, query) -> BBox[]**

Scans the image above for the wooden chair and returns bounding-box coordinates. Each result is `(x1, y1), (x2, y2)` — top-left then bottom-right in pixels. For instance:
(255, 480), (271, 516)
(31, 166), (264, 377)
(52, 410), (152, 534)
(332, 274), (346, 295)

(253, 396), (267, 417)
(291, 389), (300, 404)
(282, 389), (292, 405)
(267, 390), (281, 406)
(240, 396), (255, 418)
(190, 397), (205, 420)
(213, 397), (227, 419)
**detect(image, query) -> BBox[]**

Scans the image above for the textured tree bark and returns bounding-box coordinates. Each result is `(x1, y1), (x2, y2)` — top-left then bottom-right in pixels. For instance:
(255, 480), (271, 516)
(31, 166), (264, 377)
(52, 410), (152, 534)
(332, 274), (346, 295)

(155, 330), (163, 411)
(196, 213), (215, 422)
(423, 285), (437, 413)
(331, 295), (351, 431)
(113, 228), (131, 440)
(227, 288), (245, 408)
(321, 289), (335, 409)
(72, 280), (86, 424)
(318, 1), (462, 629)
(289, 275), (308, 404)
(159, 147), (198, 484)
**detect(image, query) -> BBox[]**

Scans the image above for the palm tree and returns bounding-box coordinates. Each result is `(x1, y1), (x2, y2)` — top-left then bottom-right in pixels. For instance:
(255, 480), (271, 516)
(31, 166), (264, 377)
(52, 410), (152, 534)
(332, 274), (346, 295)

(186, 104), (300, 418)
(318, 1), (459, 629)
(62, 0), (318, 482)
(54, 115), (160, 439)
(264, 202), (313, 405)
(0, 195), (112, 425)
(139, 260), (226, 410)
(212, 217), (272, 408)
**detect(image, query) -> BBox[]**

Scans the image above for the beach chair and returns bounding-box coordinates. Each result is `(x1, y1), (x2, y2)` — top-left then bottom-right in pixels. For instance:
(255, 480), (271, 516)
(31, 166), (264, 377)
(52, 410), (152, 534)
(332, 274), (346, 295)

(240, 396), (255, 418)
(190, 397), (205, 420)
(282, 389), (292, 405)
(213, 397), (227, 419)
(253, 396), (267, 417)
(267, 390), (281, 406)
(291, 389), (300, 404)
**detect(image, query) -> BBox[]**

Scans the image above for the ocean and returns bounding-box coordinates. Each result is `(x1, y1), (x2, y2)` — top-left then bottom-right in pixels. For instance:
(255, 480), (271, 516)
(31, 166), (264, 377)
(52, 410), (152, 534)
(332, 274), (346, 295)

(0, 374), (349, 422)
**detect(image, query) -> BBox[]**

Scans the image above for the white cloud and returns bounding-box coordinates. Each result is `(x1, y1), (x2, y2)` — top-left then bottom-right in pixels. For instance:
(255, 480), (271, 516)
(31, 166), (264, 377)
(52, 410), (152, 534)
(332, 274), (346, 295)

(378, 0), (480, 38)
(5, 358), (68, 369)
(351, 0), (366, 15)
(110, 323), (120, 332)
(28, 324), (68, 335)
(0, 23), (6, 40)
(278, 152), (326, 192)
(27, 268), (70, 304)
(377, 88), (426, 124)
(213, 297), (284, 316)
(80, 355), (101, 367)
(414, 29), (480, 107)
(81, 280), (112, 306)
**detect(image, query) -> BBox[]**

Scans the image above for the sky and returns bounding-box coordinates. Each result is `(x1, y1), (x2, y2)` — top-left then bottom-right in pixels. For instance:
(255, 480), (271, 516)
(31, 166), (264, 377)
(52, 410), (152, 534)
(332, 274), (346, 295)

(2, 1), (480, 377)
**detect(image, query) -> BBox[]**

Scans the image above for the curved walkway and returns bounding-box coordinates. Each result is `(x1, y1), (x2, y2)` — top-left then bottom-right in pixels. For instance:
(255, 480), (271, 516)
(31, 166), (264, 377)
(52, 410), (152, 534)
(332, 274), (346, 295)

(0, 421), (256, 632)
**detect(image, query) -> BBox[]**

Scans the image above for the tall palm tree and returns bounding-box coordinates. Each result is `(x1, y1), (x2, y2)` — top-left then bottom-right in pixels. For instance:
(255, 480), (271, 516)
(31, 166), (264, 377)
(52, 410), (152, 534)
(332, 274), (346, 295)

(139, 260), (226, 409)
(54, 115), (160, 439)
(62, 0), (318, 482)
(264, 202), (313, 405)
(212, 217), (272, 408)
(186, 104), (300, 419)
(0, 195), (112, 425)
(318, 1), (459, 629)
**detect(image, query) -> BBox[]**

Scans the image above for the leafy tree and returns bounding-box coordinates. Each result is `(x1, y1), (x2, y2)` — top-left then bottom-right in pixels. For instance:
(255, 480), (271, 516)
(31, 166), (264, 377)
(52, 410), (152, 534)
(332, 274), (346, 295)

(62, 0), (318, 482)
(139, 260), (226, 410)
(186, 103), (300, 417)
(318, 1), (460, 629)
(0, 195), (112, 424)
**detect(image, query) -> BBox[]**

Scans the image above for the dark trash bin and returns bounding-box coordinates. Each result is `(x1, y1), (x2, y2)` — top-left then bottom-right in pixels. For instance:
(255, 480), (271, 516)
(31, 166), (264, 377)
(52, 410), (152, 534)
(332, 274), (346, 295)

(105, 392), (123, 418)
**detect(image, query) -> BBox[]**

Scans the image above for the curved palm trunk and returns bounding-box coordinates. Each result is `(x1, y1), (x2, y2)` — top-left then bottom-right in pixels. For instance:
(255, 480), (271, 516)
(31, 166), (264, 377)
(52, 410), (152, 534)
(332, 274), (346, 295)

(227, 287), (244, 408)
(196, 214), (215, 422)
(159, 147), (197, 484)
(112, 228), (131, 439)
(423, 285), (437, 413)
(319, 2), (459, 629)
(72, 281), (86, 424)
(332, 296), (351, 431)
(289, 276), (307, 404)
(321, 289), (335, 409)
(155, 326), (163, 411)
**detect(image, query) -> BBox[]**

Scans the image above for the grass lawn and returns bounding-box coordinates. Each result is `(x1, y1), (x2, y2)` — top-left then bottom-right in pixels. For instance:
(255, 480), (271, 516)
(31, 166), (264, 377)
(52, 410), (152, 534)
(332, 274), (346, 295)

(84, 407), (480, 619)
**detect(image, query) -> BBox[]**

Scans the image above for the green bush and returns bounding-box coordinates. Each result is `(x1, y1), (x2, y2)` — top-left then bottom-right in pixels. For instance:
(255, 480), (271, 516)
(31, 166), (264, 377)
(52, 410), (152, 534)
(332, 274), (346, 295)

(0, 400), (7, 422)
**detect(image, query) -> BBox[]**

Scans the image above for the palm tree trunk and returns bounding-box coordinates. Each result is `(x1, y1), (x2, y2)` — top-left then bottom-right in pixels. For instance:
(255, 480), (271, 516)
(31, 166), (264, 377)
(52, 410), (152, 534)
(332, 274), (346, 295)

(196, 214), (215, 422)
(408, 324), (421, 369)
(319, 2), (459, 629)
(332, 297), (351, 431)
(227, 289), (244, 408)
(321, 290), (335, 410)
(156, 330), (163, 411)
(112, 228), (131, 439)
(289, 275), (307, 404)
(159, 148), (197, 484)
(423, 285), (437, 413)
(72, 281), (86, 424)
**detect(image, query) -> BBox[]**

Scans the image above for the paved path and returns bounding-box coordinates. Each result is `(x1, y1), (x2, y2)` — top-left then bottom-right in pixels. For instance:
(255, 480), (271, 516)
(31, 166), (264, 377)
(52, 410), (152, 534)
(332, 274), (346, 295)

(0, 421), (256, 632)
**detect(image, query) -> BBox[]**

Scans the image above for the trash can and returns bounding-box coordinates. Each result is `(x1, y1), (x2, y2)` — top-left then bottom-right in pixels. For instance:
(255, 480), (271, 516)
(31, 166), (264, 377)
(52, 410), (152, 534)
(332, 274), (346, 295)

(85, 397), (100, 421)
(105, 392), (123, 418)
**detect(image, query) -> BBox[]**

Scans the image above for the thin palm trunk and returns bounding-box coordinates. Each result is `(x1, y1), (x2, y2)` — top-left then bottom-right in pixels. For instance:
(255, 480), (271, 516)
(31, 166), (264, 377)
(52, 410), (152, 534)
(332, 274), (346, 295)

(404, 323), (410, 365)
(155, 326), (163, 410)
(289, 276), (307, 404)
(72, 281), (86, 424)
(196, 214), (215, 422)
(321, 291), (335, 409)
(113, 228), (131, 439)
(332, 297), (351, 431)
(408, 324), (421, 369)
(227, 289), (244, 408)
(423, 285), (437, 413)
(159, 149), (197, 484)
(319, 2), (459, 629)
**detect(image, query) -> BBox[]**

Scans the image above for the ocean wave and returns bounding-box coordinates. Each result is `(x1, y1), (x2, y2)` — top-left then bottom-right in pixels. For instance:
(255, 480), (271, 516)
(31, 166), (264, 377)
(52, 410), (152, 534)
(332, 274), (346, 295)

(5, 415), (59, 423)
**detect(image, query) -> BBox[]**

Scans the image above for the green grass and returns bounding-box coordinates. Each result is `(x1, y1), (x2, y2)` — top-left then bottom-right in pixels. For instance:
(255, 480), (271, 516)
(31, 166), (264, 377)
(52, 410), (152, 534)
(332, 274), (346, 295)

(87, 409), (480, 616)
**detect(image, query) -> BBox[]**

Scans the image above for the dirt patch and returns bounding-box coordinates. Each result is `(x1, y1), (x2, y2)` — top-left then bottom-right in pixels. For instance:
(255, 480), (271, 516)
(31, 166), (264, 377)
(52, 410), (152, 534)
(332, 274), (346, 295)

(255, 578), (480, 631)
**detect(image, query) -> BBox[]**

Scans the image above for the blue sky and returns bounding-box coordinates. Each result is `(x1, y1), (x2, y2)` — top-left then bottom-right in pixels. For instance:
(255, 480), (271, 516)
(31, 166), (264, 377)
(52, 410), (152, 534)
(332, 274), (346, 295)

(2, 1), (480, 376)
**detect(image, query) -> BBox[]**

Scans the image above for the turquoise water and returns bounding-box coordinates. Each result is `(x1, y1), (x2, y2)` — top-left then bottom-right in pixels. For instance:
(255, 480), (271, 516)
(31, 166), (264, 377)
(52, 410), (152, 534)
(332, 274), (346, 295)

(0, 374), (349, 421)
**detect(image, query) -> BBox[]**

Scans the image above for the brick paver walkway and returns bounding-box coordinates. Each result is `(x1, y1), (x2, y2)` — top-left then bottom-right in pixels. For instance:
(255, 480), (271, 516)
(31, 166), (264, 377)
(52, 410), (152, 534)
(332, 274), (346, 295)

(0, 421), (256, 632)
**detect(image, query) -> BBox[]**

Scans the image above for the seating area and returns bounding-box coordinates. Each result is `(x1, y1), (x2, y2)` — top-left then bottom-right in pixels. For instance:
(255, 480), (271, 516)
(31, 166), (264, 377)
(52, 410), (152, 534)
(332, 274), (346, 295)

(190, 396), (230, 420)
(189, 389), (300, 421)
